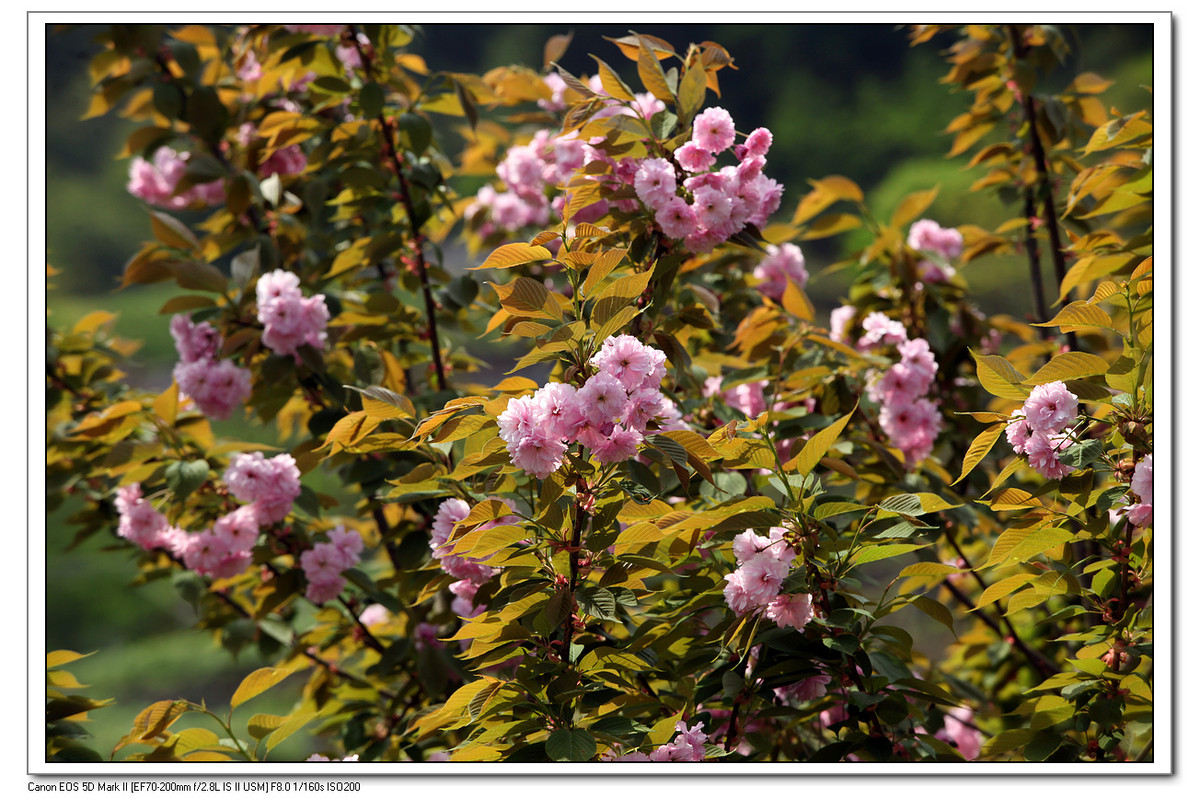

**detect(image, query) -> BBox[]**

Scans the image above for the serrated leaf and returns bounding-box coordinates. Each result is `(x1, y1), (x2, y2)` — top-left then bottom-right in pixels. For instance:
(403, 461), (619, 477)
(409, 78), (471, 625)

(580, 248), (628, 297)
(246, 713), (285, 741)
(897, 562), (965, 579)
(784, 403), (857, 476)
(953, 422), (1007, 485)
(911, 595), (956, 638)
(1024, 351), (1110, 386)
(971, 349), (1029, 400)
(984, 526), (1074, 568)
(636, 36), (673, 103)
(546, 728), (596, 762)
(264, 712), (315, 752)
(474, 242), (552, 271)
(149, 210), (200, 252)
(1032, 301), (1113, 332)
(850, 543), (929, 566)
(590, 56), (634, 102)
(231, 667), (296, 709)
(791, 175), (863, 225)
(973, 574), (1036, 610)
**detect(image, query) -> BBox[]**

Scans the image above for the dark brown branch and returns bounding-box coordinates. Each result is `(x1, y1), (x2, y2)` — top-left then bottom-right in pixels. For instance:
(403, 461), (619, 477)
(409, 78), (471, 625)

(348, 25), (447, 393)
(944, 529), (1057, 678)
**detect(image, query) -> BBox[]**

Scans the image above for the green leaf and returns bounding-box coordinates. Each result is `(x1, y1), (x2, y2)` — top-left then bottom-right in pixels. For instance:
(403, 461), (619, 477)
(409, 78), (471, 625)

(149, 210), (200, 252)
(575, 585), (619, 621)
(981, 728), (1033, 757)
(910, 595), (956, 638)
(546, 728), (596, 762)
(164, 459), (209, 501)
(970, 349), (1029, 400)
(877, 494), (924, 516)
(396, 112), (432, 155)
(675, 60), (707, 124)
(953, 422), (1007, 485)
(784, 402), (858, 476)
(850, 543), (928, 566)
(359, 81), (384, 119)
(983, 526), (1074, 568)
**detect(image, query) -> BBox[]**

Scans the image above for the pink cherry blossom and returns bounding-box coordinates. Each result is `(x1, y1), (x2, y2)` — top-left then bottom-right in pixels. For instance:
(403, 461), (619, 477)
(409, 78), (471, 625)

(753, 242), (808, 301)
(692, 107), (736, 154)
(1021, 381), (1079, 434)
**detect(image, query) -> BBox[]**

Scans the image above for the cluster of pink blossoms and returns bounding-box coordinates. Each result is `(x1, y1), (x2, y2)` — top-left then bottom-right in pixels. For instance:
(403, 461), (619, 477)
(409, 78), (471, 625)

(255, 270), (330, 360)
(907, 218), (963, 283)
(224, 451), (303, 526)
(1005, 381), (1080, 481)
(235, 123), (309, 178)
(752, 242), (808, 302)
(605, 721), (709, 762)
(471, 79), (782, 253)
(497, 335), (684, 479)
(705, 377), (768, 419)
(114, 484), (186, 553)
(305, 753), (360, 762)
(170, 314), (252, 421)
(858, 313), (943, 464)
(430, 497), (529, 624)
(634, 107), (783, 253)
(113, 452), (303, 584)
(429, 498), (501, 591)
(299, 526), (364, 604)
(127, 147), (225, 210)
(722, 527), (814, 630)
(467, 74), (665, 238)
(1124, 453), (1153, 528)
(183, 453), (304, 581)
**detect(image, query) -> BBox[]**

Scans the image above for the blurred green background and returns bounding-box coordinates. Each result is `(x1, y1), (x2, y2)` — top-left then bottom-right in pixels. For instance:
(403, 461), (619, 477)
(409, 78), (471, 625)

(44, 21), (1152, 760)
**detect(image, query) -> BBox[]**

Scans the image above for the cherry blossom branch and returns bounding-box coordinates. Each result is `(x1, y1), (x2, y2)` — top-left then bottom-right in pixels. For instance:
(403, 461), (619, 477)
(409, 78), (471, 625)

(348, 25), (448, 393)
(943, 528), (1057, 678)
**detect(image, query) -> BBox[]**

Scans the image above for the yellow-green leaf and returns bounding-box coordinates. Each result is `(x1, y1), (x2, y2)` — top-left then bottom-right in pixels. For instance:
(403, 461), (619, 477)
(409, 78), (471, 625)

(850, 543), (929, 566)
(971, 349), (1029, 400)
(590, 56), (635, 102)
(983, 526), (1074, 568)
(784, 403), (858, 476)
(47, 650), (92, 669)
(246, 713), (285, 741)
(636, 36), (674, 103)
(897, 562), (965, 579)
(1031, 301), (1113, 332)
(231, 666), (296, 709)
(953, 422), (1006, 485)
(911, 595), (956, 638)
(265, 712), (316, 752)
(891, 186), (939, 230)
(149, 210), (200, 252)
(473, 242), (552, 271)
(791, 175), (862, 225)
(973, 574), (1036, 610)
(1024, 351), (1110, 386)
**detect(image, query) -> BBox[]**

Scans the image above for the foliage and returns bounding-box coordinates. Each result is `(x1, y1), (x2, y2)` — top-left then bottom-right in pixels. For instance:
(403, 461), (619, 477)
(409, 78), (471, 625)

(45, 22), (1153, 765)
